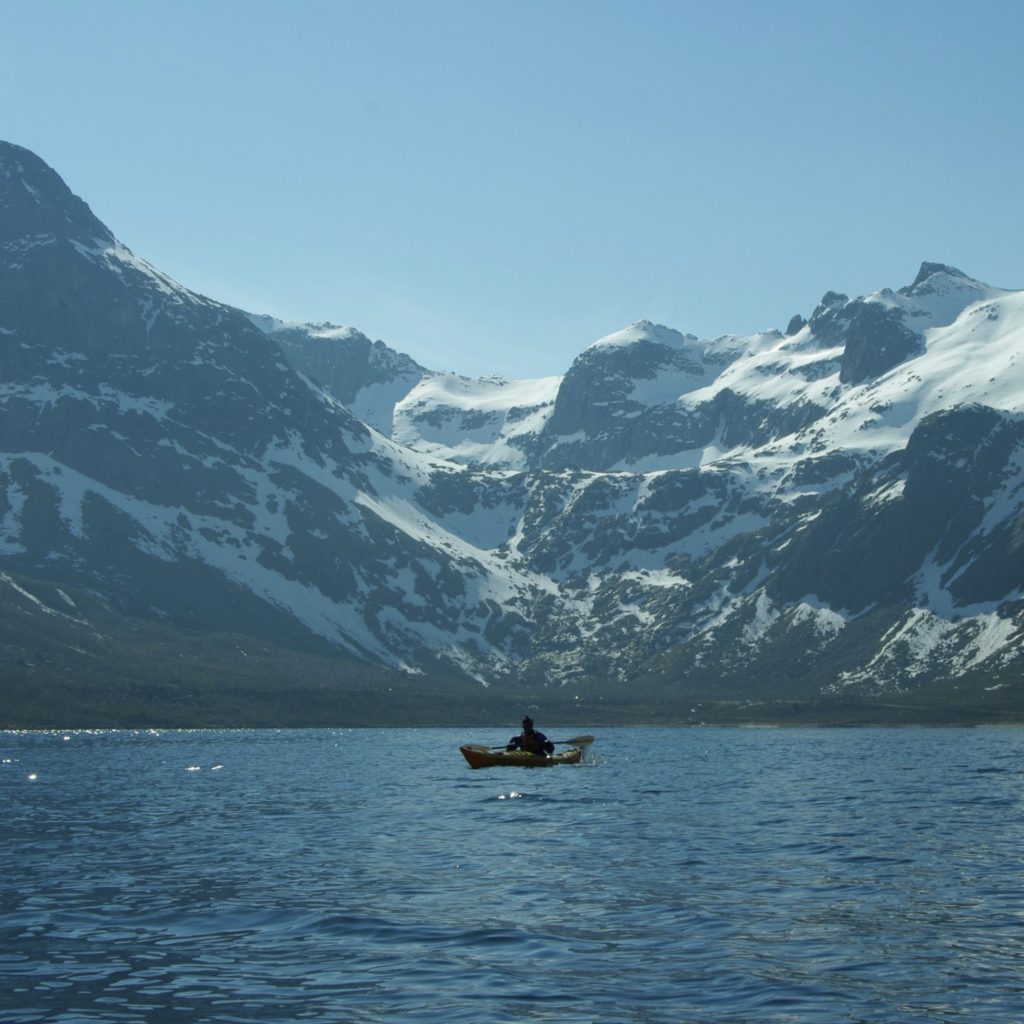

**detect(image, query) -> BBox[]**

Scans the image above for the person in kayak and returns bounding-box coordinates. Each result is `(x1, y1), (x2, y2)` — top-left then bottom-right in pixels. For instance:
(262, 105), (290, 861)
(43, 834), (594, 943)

(506, 716), (555, 756)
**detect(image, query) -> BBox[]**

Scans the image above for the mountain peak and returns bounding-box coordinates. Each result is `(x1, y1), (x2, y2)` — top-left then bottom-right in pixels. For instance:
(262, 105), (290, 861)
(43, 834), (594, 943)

(588, 320), (694, 353)
(810, 290), (849, 322)
(0, 140), (112, 246)
(904, 261), (971, 292)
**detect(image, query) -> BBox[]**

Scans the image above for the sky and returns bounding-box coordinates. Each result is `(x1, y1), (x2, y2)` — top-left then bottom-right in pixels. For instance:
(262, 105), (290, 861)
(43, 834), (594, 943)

(2, 0), (1023, 378)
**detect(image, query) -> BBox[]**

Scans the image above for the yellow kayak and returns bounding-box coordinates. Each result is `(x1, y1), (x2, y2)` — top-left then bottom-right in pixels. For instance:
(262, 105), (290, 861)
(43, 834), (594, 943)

(459, 744), (585, 769)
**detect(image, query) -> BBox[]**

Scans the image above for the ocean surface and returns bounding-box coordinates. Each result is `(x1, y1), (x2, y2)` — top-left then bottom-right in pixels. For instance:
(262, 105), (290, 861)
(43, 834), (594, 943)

(2, 727), (1023, 1023)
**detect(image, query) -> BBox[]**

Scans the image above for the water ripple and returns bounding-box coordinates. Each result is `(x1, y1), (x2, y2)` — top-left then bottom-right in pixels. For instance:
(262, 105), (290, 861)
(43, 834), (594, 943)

(3, 727), (1024, 1022)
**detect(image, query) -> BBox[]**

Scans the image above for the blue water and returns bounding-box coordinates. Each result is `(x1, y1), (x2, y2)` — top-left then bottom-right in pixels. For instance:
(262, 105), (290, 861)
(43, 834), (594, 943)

(2, 727), (1023, 1023)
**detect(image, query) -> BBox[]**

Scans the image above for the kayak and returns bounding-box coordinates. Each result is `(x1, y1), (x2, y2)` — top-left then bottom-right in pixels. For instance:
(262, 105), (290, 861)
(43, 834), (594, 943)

(459, 744), (584, 769)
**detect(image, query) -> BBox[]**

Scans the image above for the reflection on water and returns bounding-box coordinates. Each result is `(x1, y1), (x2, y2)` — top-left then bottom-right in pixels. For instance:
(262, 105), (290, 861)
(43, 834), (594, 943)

(2, 726), (1023, 1023)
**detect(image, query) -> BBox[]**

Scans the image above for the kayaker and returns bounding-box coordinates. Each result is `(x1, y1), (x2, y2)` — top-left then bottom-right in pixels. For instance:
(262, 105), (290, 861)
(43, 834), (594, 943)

(506, 716), (555, 756)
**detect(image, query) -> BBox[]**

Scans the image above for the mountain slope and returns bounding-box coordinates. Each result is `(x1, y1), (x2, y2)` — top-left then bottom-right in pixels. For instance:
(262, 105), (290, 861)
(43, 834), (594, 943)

(2, 139), (1023, 719)
(246, 314), (430, 435)
(0, 141), (544, 681)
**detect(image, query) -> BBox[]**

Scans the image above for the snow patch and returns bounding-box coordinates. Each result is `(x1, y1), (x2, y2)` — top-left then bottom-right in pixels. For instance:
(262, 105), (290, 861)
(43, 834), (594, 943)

(588, 320), (695, 352)
(791, 596), (847, 636)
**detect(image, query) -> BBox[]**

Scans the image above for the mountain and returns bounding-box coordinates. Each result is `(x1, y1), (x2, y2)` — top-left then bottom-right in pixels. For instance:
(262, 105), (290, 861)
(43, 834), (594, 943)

(2, 140), (1023, 724)
(246, 314), (430, 435)
(0, 141), (542, 686)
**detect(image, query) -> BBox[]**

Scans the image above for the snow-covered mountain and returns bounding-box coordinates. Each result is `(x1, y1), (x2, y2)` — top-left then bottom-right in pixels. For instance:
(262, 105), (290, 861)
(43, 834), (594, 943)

(246, 313), (430, 435)
(2, 139), (1023, 710)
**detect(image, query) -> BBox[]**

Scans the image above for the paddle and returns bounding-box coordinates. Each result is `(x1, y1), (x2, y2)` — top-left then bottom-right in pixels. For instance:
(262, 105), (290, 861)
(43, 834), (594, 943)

(463, 734), (594, 752)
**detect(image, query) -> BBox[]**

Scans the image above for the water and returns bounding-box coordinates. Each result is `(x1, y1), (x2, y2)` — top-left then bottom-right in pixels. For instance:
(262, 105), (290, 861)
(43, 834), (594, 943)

(2, 727), (1023, 1023)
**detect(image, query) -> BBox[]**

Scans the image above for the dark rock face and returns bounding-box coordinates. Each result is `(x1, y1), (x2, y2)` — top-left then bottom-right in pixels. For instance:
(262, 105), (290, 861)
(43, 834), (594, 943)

(803, 282), (926, 387)
(538, 330), (708, 469)
(951, 514), (1024, 607)
(810, 291), (849, 323)
(0, 142), (112, 247)
(838, 301), (923, 384)
(770, 405), (1022, 613)
(254, 317), (427, 408)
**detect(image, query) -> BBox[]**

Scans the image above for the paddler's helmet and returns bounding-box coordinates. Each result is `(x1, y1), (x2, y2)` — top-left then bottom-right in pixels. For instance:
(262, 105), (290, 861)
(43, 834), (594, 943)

(522, 716), (534, 730)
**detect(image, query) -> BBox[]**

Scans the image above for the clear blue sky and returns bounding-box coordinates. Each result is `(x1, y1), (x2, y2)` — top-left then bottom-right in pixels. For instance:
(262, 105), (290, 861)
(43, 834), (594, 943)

(3, 0), (1022, 377)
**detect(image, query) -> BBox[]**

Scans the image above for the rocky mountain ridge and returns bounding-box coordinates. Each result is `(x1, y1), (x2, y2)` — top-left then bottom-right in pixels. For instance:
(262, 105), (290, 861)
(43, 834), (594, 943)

(2, 139), (1022, 717)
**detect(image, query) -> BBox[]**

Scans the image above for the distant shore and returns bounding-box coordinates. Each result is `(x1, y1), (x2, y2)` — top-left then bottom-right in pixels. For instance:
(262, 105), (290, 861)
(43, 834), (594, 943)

(5, 695), (1022, 731)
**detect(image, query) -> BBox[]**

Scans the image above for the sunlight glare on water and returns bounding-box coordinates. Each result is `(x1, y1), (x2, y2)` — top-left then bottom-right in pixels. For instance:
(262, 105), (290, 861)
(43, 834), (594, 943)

(2, 727), (1023, 1023)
